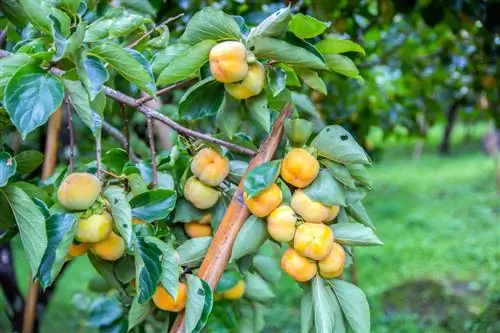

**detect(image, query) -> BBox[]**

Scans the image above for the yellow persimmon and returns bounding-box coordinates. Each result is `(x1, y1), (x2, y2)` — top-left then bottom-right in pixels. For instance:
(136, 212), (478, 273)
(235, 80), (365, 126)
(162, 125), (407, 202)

(57, 172), (101, 211)
(191, 148), (230, 186)
(225, 62), (265, 100)
(281, 148), (319, 188)
(325, 205), (340, 222)
(184, 176), (220, 209)
(281, 248), (317, 282)
(68, 242), (90, 257)
(209, 41), (248, 83)
(267, 205), (297, 242)
(291, 190), (330, 223)
(198, 212), (212, 225)
(221, 280), (246, 300)
(244, 183), (282, 217)
(75, 212), (113, 243)
(294, 222), (334, 261)
(153, 282), (188, 312)
(318, 243), (345, 279)
(90, 231), (125, 261)
(184, 222), (212, 238)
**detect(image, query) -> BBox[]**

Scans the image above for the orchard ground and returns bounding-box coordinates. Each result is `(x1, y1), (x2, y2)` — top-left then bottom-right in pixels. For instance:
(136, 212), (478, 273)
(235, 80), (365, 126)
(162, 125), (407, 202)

(1, 123), (498, 333)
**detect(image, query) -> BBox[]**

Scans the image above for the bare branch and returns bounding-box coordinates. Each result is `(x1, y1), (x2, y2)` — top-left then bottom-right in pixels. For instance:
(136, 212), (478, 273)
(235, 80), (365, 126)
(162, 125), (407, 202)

(126, 13), (184, 49)
(146, 114), (158, 188)
(134, 79), (195, 106)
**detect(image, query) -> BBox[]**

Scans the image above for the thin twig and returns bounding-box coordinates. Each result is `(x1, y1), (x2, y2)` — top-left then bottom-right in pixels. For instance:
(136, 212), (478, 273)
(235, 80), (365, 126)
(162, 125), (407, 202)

(65, 99), (75, 173)
(102, 120), (140, 162)
(126, 13), (184, 49)
(121, 103), (131, 159)
(134, 79), (195, 106)
(102, 169), (126, 180)
(96, 131), (102, 181)
(146, 114), (158, 188)
(0, 49), (256, 156)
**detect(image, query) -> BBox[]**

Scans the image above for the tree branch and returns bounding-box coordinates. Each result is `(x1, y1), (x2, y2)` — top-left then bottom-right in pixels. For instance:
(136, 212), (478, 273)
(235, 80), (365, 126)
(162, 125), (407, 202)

(0, 49), (256, 157)
(146, 114), (158, 188)
(102, 120), (140, 163)
(126, 13), (184, 49)
(134, 79), (195, 106)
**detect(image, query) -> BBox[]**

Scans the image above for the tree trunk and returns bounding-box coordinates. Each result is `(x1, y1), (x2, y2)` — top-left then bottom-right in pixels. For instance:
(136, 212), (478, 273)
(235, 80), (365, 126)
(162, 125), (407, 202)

(439, 100), (460, 155)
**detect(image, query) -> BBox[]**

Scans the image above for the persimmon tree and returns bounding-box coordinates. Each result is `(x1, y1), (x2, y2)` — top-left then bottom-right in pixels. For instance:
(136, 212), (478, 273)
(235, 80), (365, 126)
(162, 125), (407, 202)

(0, 2), (383, 332)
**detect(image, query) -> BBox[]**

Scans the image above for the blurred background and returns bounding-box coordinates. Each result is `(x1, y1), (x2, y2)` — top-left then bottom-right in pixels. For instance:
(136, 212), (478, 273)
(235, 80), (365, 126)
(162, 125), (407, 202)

(1, 0), (499, 332)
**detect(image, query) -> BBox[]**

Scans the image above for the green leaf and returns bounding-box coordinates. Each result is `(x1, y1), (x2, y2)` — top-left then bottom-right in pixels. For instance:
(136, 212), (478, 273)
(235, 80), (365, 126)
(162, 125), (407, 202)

(330, 286), (347, 333)
(346, 201), (374, 229)
(248, 6), (292, 39)
(19, 0), (51, 32)
(150, 43), (190, 76)
(1, 184), (47, 274)
(303, 169), (346, 206)
(329, 279), (370, 333)
(0, 152), (16, 187)
(346, 164), (372, 189)
(102, 148), (128, 175)
(37, 213), (77, 289)
(84, 18), (113, 42)
(209, 197), (229, 232)
(248, 37), (328, 71)
(243, 160), (281, 200)
(76, 52), (109, 101)
(10, 182), (50, 204)
(230, 215), (268, 261)
(130, 189), (176, 222)
(300, 291), (314, 333)
(296, 68), (327, 95)
(331, 223), (383, 246)
(216, 271), (241, 292)
(109, 14), (149, 38)
(87, 296), (123, 327)
(267, 66), (287, 97)
(312, 275), (335, 333)
(89, 43), (154, 95)
(177, 236), (212, 267)
(311, 125), (371, 165)
(49, 14), (70, 61)
(252, 254), (282, 284)
(148, 26), (170, 49)
(185, 275), (213, 333)
(180, 7), (240, 45)
(4, 64), (64, 139)
(316, 38), (365, 55)
(145, 238), (180, 299)
(289, 13), (330, 39)
(291, 92), (322, 118)
(128, 296), (151, 331)
(56, 0), (81, 14)
(127, 49), (156, 95)
(243, 272), (275, 302)
(345, 188), (368, 205)
(156, 40), (216, 86)
(0, 0), (29, 27)
(178, 77), (224, 120)
(14, 150), (43, 174)
(228, 160), (248, 184)
(0, 53), (34, 99)
(277, 178), (292, 205)
(135, 237), (162, 303)
(104, 186), (132, 245)
(87, 253), (126, 293)
(216, 92), (242, 139)
(279, 64), (301, 87)
(246, 92), (271, 133)
(323, 54), (359, 77)
(127, 174), (148, 196)
(321, 160), (356, 190)
(62, 70), (103, 136)
(173, 199), (205, 223)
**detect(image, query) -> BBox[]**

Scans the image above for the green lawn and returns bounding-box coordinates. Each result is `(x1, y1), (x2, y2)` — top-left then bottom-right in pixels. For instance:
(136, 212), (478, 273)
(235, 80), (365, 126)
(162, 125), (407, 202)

(1, 123), (498, 332)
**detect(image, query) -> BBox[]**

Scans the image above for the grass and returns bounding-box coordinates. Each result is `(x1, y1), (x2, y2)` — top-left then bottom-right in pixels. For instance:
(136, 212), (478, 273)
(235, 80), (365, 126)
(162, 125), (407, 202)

(1, 123), (498, 332)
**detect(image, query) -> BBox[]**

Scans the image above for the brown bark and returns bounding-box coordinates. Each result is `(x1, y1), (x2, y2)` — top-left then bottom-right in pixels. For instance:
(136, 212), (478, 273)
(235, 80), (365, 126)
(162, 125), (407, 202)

(169, 104), (292, 333)
(439, 100), (460, 155)
(23, 107), (63, 333)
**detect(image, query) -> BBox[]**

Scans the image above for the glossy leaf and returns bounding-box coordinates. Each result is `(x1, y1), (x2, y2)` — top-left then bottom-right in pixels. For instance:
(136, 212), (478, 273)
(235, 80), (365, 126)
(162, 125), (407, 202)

(87, 297), (123, 327)
(289, 13), (331, 39)
(87, 253), (126, 293)
(147, 26), (170, 49)
(246, 93), (271, 132)
(0, 152), (16, 187)
(216, 271), (241, 292)
(346, 201), (374, 229)
(130, 189), (177, 222)
(300, 291), (314, 333)
(150, 43), (190, 76)
(135, 237), (162, 303)
(128, 296), (151, 331)
(316, 38), (365, 55)
(180, 7), (240, 45)
(104, 186), (132, 245)
(322, 160), (357, 190)
(0, 53), (34, 99)
(76, 52), (109, 100)
(296, 68), (327, 95)
(37, 213), (77, 289)
(347, 164), (373, 189)
(243, 160), (281, 200)
(11, 182), (50, 204)
(185, 275), (213, 333)
(312, 275), (335, 333)
(230, 215), (268, 261)
(19, 0), (52, 32)
(1, 184), (47, 274)
(243, 272), (275, 302)
(14, 150), (43, 174)
(109, 14), (149, 38)
(216, 92), (242, 139)
(311, 125), (371, 165)
(267, 66), (287, 97)
(145, 237), (180, 299)
(102, 148), (128, 175)
(248, 6), (292, 39)
(253, 254), (282, 284)
(303, 169), (346, 206)
(323, 54), (359, 78)
(331, 223), (383, 246)
(127, 49), (156, 95)
(173, 198), (205, 223)
(177, 236), (212, 267)
(156, 40), (216, 86)
(329, 279), (370, 333)
(178, 77), (224, 120)
(4, 64), (64, 139)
